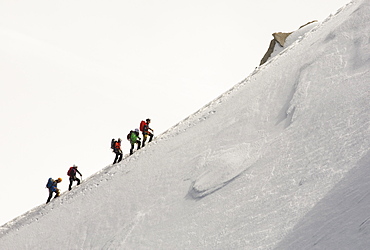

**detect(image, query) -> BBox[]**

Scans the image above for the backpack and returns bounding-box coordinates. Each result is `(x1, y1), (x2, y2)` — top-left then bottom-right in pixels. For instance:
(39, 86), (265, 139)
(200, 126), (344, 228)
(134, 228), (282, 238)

(111, 138), (116, 150)
(67, 167), (76, 177)
(46, 178), (53, 189)
(140, 121), (146, 132)
(127, 131), (132, 140)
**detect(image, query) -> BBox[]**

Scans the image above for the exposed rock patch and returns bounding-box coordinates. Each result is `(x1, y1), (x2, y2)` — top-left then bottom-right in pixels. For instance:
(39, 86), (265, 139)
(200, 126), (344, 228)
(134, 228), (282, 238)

(260, 21), (318, 65)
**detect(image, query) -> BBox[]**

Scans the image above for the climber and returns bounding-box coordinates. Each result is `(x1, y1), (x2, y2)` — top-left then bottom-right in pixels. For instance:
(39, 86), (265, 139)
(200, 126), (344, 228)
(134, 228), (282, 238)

(127, 128), (141, 155)
(67, 165), (82, 191)
(46, 177), (62, 204)
(140, 118), (154, 147)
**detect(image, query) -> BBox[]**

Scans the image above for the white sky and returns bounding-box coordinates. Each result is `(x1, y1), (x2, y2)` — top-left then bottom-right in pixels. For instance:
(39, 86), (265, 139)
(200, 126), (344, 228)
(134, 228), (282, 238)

(0, 0), (350, 226)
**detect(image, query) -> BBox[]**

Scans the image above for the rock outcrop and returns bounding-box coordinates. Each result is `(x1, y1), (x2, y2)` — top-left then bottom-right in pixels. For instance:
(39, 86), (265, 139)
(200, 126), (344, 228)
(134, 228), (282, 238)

(260, 21), (318, 65)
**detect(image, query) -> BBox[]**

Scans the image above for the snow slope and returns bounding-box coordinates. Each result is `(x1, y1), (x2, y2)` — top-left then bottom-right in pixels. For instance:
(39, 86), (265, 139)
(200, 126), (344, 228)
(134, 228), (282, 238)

(1, 0), (369, 249)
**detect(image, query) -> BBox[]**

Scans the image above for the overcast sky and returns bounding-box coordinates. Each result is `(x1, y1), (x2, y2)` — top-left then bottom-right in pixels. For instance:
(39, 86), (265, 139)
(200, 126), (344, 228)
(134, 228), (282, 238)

(0, 0), (350, 226)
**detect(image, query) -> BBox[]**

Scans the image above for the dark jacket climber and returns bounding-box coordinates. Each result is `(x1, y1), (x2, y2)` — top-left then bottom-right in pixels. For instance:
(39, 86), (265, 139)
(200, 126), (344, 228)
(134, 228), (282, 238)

(67, 165), (82, 191)
(142, 118), (154, 147)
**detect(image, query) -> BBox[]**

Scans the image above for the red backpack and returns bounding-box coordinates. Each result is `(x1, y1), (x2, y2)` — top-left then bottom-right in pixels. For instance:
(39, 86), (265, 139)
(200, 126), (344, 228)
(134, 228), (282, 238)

(67, 167), (76, 176)
(139, 120), (146, 132)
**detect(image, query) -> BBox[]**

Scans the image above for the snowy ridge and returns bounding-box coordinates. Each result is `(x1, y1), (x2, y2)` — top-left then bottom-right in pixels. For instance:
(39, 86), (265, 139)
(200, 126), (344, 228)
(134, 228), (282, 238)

(0, 0), (356, 233)
(262, 1), (353, 67)
(1, 0), (369, 249)
(0, 0), (356, 223)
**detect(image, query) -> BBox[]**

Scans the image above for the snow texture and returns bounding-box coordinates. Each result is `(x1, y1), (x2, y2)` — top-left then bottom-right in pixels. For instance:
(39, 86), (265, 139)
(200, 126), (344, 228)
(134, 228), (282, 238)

(1, 0), (369, 249)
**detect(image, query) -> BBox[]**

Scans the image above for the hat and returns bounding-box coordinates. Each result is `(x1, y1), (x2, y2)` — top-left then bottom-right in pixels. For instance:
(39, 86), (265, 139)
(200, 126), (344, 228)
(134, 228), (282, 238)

(135, 128), (139, 132)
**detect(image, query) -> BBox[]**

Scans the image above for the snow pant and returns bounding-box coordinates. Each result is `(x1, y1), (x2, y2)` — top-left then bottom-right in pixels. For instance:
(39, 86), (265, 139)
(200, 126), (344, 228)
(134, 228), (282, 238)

(46, 188), (60, 204)
(130, 141), (141, 155)
(113, 149), (123, 164)
(142, 133), (153, 147)
(69, 176), (81, 191)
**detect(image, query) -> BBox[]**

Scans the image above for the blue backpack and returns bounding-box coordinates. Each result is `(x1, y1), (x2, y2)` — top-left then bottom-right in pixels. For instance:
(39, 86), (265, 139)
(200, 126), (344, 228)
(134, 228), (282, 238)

(46, 178), (54, 189)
